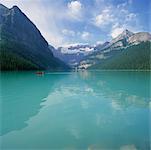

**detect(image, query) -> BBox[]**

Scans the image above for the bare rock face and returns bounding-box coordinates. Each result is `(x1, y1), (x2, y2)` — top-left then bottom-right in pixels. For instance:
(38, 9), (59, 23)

(103, 29), (134, 50)
(78, 30), (151, 70)
(111, 29), (134, 44)
(128, 32), (151, 45)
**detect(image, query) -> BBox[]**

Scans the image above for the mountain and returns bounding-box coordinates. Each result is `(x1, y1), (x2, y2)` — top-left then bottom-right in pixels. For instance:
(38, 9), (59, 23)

(89, 41), (151, 70)
(51, 41), (112, 68)
(51, 44), (96, 68)
(78, 30), (151, 70)
(128, 32), (151, 44)
(0, 4), (69, 70)
(101, 29), (134, 51)
(111, 29), (134, 45)
(94, 41), (110, 51)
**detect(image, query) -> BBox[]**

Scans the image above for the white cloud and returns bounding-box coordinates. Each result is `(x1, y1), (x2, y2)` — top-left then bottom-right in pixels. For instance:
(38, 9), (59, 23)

(111, 27), (125, 38)
(0, 0), (142, 46)
(93, 2), (140, 35)
(110, 11), (140, 38)
(61, 31), (92, 45)
(117, 2), (127, 9)
(67, 0), (82, 20)
(96, 41), (104, 45)
(125, 13), (137, 21)
(110, 21), (142, 39)
(4, 1), (84, 47)
(62, 42), (88, 47)
(94, 7), (114, 27)
(62, 29), (75, 36)
(81, 31), (91, 40)
(0, 0), (67, 47)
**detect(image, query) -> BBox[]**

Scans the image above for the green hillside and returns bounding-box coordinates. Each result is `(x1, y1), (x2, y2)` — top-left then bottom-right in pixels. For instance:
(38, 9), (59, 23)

(89, 41), (151, 70)
(0, 40), (70, 71)
(0, 50), (40, 70)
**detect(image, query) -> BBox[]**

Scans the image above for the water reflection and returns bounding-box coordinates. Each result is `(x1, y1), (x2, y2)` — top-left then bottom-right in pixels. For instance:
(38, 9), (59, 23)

(0, 71), (150, 149)
(0, 72), (68, 135)
(79, 71), (150, 108)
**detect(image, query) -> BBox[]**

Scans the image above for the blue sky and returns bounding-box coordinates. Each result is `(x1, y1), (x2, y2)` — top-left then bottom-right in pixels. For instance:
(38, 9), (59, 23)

(0, 0), (150, 47)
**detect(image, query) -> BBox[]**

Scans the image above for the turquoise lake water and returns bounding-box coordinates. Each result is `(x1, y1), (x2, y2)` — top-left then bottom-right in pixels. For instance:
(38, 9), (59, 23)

(0, 71), (150, 150)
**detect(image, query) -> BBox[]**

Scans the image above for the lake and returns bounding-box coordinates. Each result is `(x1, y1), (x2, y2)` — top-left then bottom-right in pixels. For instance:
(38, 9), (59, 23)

(0, 71), (150, 150)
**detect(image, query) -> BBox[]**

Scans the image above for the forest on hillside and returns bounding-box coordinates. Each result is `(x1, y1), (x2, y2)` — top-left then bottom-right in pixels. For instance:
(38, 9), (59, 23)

(89, 41), (151, 70)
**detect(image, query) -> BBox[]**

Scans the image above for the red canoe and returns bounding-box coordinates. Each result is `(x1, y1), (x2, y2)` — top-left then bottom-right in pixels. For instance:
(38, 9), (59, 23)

(35, 71), (44, 75)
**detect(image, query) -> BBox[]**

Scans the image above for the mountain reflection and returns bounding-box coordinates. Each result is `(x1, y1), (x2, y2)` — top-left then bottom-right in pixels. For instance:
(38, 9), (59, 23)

(78, 71), (150, 108)
(1, 71), (149, 136)
(0, 72), (67, 135)
(0, 71), (150, 150)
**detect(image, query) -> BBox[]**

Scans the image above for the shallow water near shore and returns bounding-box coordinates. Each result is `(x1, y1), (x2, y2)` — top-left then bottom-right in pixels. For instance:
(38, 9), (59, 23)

(0, 71), (150, 150)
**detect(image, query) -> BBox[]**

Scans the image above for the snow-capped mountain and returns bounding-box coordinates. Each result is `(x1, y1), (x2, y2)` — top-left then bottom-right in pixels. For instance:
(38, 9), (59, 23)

(78, 30), (151, 69)
(97, 29), (151, 52)
(51, 42), (113, 67)
(51, 29), (151, 69)
(111, 29), (134, 44)
(105, 29), (134, 49)
(51, 44), (97, 67)
(58, 44), (95, 55)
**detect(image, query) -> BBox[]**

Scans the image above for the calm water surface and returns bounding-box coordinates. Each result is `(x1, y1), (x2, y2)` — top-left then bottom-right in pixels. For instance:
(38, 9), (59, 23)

(0, 71), (150, 150)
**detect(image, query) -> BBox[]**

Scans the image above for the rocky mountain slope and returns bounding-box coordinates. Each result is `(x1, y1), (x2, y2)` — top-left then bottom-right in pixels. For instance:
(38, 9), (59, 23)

(89, 41), (151, 70)
(1, 3), (150, 71)
(0, 4), (69, 70)
(78, 30), (151, 70)
(128, 32), (151, 44)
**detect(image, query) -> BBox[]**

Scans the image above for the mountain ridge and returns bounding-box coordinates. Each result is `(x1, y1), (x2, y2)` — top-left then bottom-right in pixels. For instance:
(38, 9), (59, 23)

(0, 4), (69, 70)
(78, 30), (151, 70)
(0, 4), (150, 71)
(51, 29), (151, 70)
